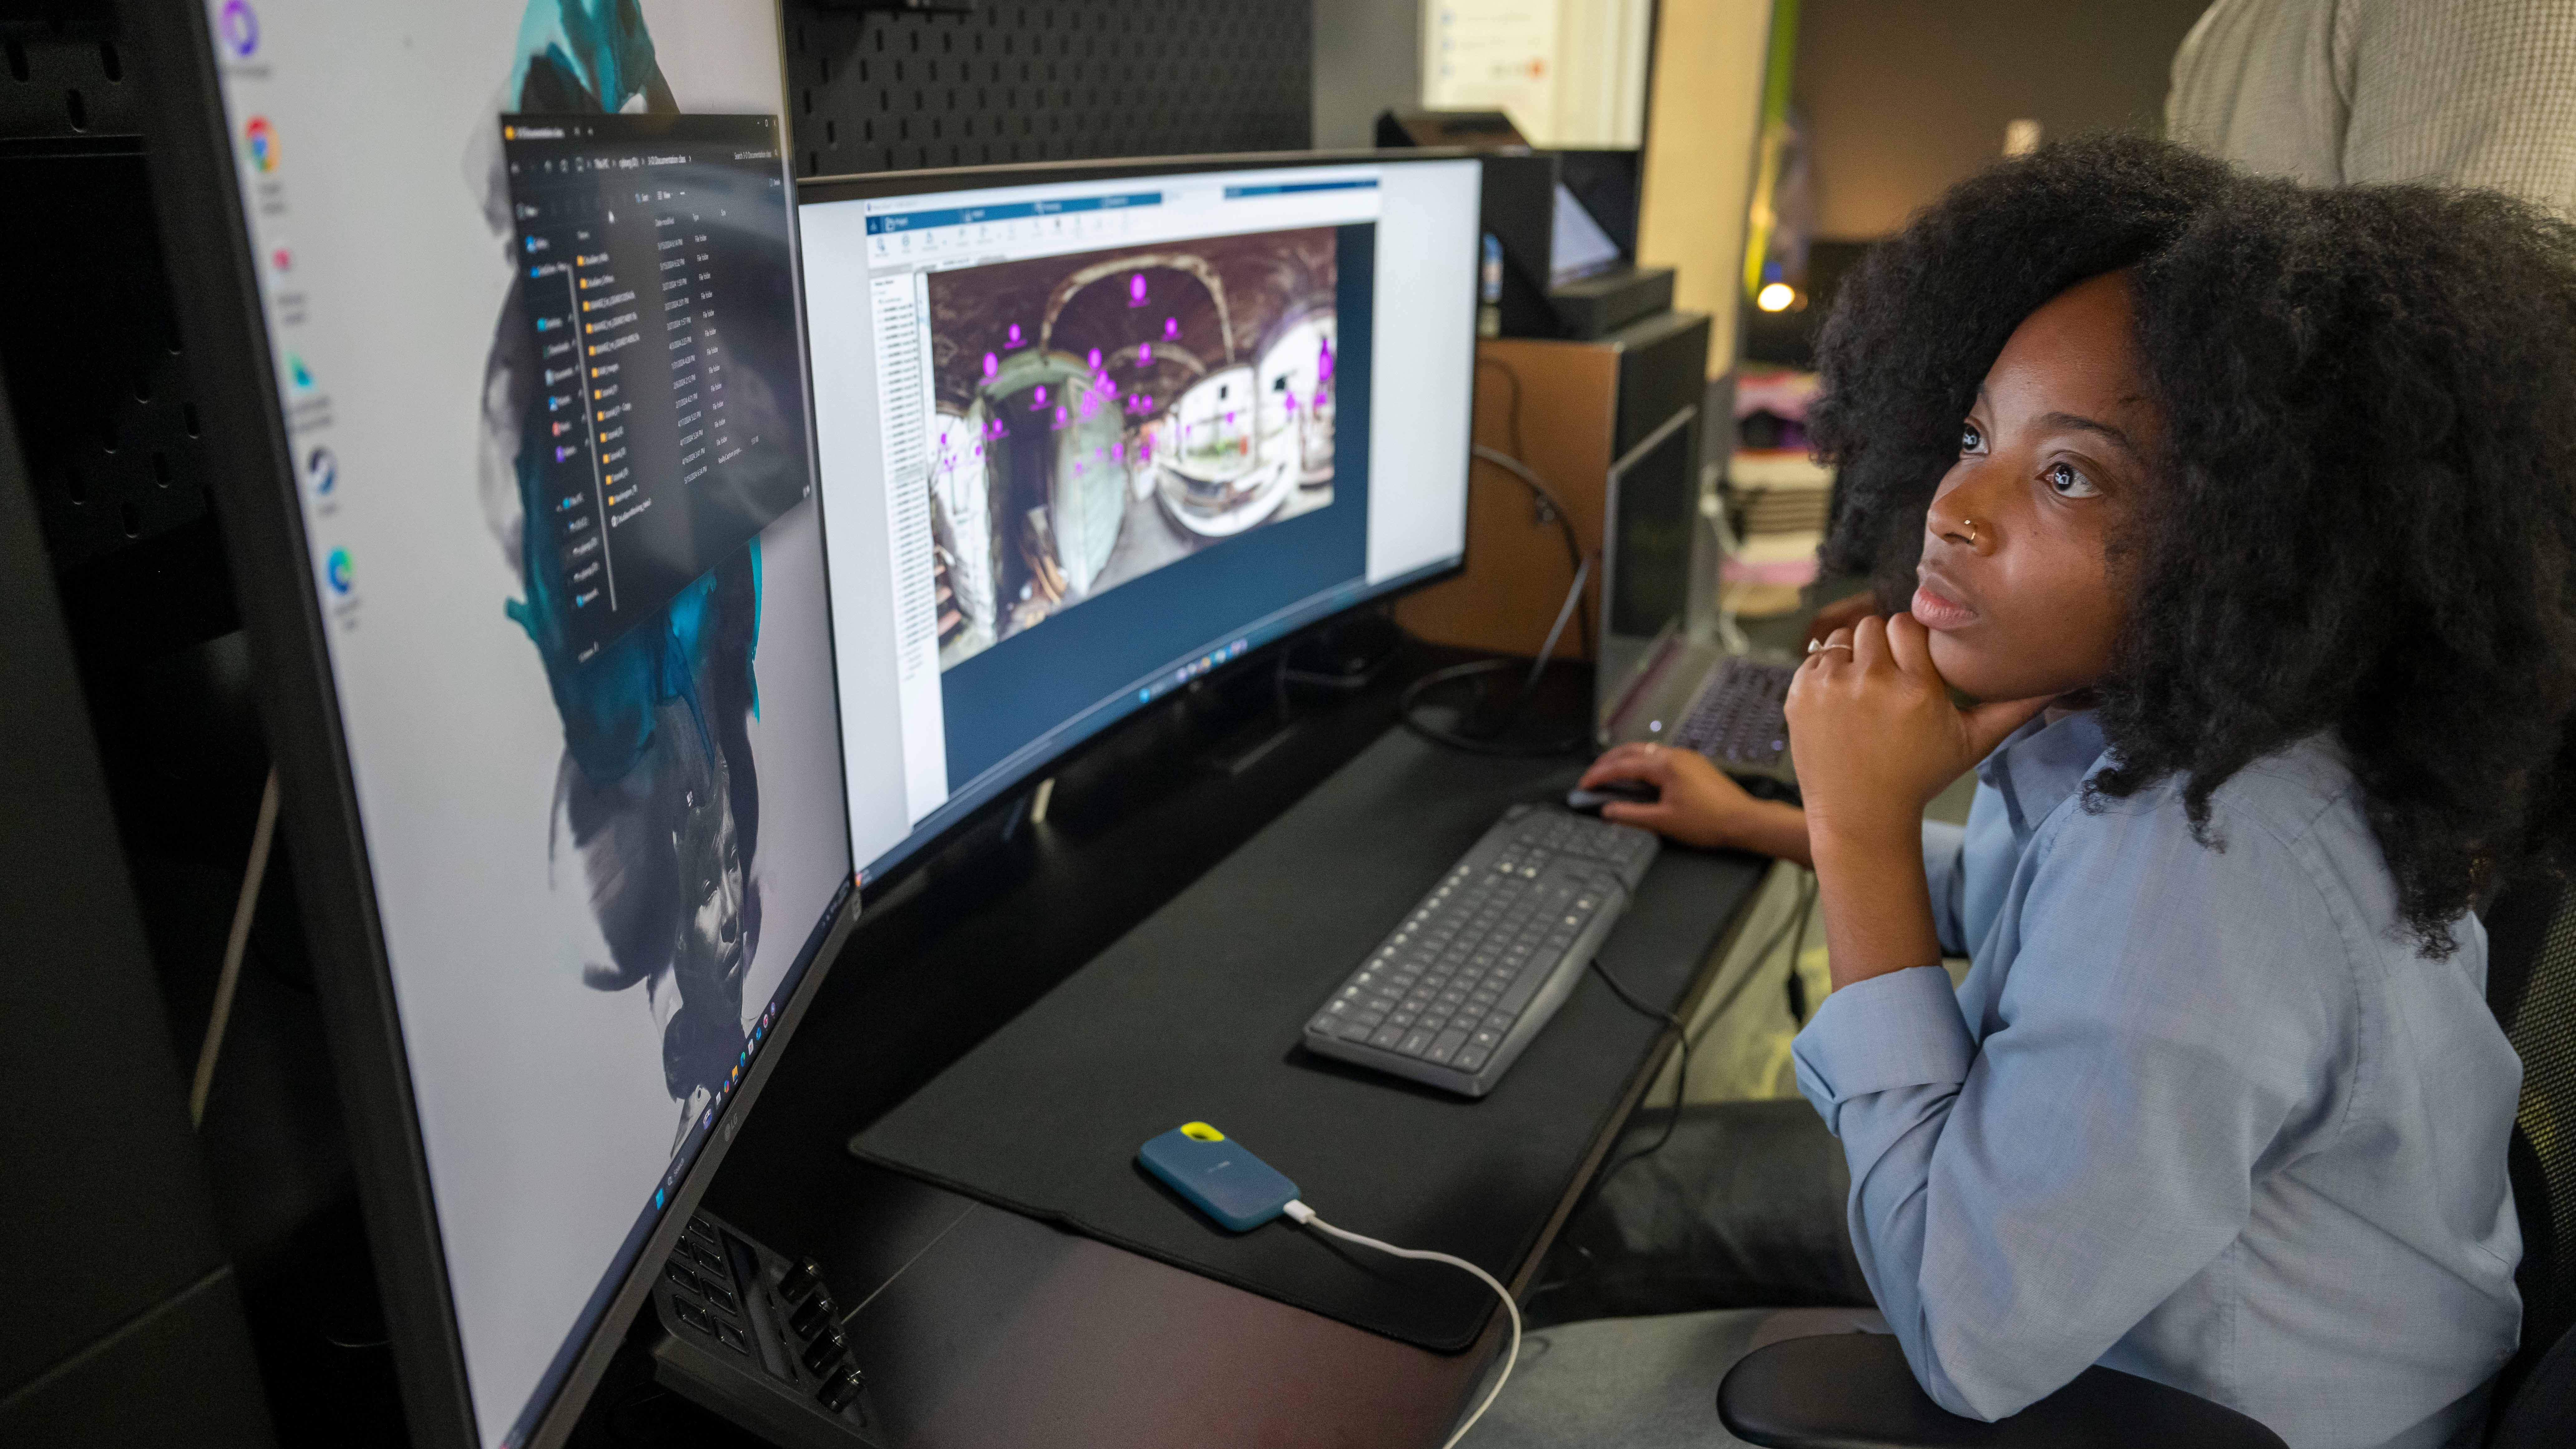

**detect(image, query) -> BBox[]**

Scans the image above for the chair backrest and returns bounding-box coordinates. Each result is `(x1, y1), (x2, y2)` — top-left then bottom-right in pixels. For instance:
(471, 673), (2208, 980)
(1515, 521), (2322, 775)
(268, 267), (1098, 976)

(2485, 871), (2576, 1439)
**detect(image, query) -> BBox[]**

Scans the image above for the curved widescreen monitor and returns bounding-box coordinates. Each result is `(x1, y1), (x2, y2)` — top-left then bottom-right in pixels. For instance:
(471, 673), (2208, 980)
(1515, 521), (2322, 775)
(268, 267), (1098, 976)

(151, 3), (852, 1446)
(797, 154), (1482, 887)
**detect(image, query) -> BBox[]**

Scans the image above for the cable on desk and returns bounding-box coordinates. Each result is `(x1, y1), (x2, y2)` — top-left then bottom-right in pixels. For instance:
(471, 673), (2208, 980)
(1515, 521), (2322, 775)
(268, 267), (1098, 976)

(1399, 549), (1594, 757)
(1779, 871), (1822, 1027)
(1688, 867), (1819, 1051)
(1587, 956), (1691, 1182)
(1282, 1200), (1521, 1449)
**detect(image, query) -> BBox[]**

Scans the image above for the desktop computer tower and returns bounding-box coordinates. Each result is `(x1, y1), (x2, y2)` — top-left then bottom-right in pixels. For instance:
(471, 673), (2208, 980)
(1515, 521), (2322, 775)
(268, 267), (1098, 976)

(1395, 309), (1713, 700)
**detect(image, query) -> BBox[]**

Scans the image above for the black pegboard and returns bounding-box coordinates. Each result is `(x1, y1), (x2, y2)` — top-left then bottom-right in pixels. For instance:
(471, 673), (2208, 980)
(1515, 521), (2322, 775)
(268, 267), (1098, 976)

(782, 0), (1312, 179)
(1, 7), (214, 603)
(2, 0), (1314, 593)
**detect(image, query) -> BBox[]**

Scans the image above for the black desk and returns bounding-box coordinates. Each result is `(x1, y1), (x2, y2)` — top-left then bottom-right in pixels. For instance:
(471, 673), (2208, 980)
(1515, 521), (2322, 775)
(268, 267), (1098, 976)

(666, 655), (1765, 1449)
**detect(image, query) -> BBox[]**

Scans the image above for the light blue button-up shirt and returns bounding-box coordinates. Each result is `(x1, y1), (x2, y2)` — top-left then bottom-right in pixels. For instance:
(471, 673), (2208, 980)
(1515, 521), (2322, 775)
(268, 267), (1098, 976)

(1792, 711), (2523, 1449)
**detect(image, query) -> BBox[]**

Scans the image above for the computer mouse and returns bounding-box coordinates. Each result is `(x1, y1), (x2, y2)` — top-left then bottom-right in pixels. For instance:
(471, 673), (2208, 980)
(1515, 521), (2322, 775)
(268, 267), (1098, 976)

(1566, 779), (1659, 814)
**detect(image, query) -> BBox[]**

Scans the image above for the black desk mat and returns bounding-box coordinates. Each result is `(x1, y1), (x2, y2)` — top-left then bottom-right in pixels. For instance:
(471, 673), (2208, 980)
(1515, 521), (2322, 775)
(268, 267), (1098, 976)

(848, 726), (1764, 1351)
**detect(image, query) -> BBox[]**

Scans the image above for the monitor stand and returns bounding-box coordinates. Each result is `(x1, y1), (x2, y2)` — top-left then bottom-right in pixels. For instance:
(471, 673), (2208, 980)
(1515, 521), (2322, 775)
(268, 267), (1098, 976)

(644, 1210), (886, 1447)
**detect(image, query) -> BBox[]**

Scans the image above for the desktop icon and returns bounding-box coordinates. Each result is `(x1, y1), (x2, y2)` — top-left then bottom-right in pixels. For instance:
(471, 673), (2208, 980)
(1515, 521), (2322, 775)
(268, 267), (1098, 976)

(304, 445), (336, 496)
(269, 243), (292, 273)
(324, 547), (353, 594)
(244, 116), (277, 172)
(655, 1188), (665, 1209)
(217, 0), (258, 58)
(288, 354), (314, 390)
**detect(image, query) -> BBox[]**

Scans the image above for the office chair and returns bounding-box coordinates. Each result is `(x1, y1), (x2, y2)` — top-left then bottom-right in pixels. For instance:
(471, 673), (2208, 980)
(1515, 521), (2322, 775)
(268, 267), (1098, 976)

(1717, 868), (2576, 1449)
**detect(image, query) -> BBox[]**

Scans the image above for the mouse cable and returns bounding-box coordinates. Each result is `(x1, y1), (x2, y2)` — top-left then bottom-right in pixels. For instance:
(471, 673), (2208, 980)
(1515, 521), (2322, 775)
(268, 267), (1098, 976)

(1281, 1200), (1521, 1449)
(1587, 957), (1690, 1180)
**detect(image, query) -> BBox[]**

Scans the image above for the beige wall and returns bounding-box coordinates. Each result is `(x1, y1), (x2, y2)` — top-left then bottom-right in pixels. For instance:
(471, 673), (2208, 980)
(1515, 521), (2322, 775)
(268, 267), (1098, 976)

(1635, 0), (1775, 373)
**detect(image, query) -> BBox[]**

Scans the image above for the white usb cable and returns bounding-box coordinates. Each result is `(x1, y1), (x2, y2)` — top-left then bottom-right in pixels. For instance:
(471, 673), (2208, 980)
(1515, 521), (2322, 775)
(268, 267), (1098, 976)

(1281, 1200), (1521, 1449)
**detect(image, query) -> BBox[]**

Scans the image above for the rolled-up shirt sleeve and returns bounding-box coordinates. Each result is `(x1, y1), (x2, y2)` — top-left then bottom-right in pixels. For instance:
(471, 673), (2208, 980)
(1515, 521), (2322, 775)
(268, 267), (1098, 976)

(1793, 803), (2337, 1420)
(1922, 819), (1968, 957)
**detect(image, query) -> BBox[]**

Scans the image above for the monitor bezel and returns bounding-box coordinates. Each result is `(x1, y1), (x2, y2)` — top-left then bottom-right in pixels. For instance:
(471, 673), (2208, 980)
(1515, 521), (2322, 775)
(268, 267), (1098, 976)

(798, 148), (1487, 900)
(130, 5), (859, 1448)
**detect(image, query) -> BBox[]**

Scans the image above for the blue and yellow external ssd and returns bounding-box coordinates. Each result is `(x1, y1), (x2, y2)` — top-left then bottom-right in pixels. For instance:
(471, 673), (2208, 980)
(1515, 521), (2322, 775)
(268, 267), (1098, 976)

(1137, 1122), (1299, 1232)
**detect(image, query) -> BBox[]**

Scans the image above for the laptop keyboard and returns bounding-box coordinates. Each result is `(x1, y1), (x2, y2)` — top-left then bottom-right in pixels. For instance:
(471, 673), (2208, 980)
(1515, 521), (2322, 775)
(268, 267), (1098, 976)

(1669, 657), (1797, 767)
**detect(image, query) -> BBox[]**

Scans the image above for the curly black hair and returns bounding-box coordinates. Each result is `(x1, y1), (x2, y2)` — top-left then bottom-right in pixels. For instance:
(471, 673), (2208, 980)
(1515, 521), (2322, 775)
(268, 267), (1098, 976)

(1810, 134), (2576, 954)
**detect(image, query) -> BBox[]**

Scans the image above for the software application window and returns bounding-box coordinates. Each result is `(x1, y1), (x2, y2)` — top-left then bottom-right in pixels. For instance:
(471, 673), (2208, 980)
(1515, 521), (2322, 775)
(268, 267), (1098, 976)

(803, 161), (1478, 882)
(500, 115), (812, 664)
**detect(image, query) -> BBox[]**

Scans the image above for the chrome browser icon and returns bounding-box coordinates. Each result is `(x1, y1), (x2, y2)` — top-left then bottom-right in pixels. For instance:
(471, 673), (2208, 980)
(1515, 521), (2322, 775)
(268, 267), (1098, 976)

(245, 115), (276, 172)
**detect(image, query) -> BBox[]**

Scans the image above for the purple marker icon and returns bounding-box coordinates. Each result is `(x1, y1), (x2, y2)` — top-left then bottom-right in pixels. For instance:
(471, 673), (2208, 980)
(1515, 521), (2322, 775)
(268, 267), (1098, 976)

(1164, 317), (1178, 339)
(1139, 343), (1152, 366)
(1087, 347), (1102, 369)
(1129, 274), (1147, 303)
(983, 352), (999, 380)
(1008, 323), (1023, 346)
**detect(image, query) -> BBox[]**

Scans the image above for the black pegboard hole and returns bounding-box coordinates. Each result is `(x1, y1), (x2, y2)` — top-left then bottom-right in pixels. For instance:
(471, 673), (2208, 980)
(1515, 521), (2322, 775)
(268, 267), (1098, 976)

(121, 502), (142, 537)
(66, 88), (86, 131)
(826, 120), (837, 145)
(5, 40), (25, 83)
(134, 377), (150, 402)
(182, 403), (200, 437)
(62, 466), (85, 505)
(98, 419), (117, 452)
(151, 451), (171, 487)
(100, 41), (121, 81)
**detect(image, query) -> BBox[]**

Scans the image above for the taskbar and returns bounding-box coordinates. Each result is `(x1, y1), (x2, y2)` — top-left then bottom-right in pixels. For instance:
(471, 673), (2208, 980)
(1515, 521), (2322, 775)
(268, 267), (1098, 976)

(495, 876), (854, 1449)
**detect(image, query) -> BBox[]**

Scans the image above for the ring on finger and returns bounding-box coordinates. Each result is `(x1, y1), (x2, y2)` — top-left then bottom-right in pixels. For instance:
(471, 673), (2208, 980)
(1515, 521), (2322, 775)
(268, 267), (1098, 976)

(1806, 639), (1854, 656)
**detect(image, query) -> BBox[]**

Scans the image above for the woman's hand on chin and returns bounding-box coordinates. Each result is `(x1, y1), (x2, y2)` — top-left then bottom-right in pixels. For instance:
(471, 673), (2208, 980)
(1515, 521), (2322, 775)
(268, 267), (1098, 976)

(1786, 614), (2052, 853)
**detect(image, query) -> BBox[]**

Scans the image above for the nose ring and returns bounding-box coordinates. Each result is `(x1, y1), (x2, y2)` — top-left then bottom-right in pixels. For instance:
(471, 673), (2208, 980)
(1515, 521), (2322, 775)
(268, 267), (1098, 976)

(1963, 517), (1980, 545)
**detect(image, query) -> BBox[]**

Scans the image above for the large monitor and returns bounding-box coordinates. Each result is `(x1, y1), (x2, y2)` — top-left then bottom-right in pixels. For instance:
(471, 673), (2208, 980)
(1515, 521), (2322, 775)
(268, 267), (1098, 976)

(143, 3), (853, 1447)
(796, 155), (1482, 884)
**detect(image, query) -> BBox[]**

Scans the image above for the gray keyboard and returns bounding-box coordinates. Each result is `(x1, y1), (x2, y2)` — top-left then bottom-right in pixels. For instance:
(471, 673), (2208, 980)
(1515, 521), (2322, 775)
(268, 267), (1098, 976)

(1300, 805), (1659, 1097)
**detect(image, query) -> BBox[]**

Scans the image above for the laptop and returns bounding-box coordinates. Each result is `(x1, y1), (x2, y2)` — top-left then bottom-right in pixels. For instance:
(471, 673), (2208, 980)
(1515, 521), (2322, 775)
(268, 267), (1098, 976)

(1598, 621), (1800, 787)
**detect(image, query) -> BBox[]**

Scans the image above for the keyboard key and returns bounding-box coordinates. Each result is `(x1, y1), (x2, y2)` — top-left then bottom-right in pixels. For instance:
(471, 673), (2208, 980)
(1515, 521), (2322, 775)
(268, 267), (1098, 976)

(1456, 1045), (1491, 1071)
(1340, 1018), (1380, 1042)
(1369, 1024), (1407, 1048)
(1497, 969), (1547, 1014)
(1427, 1029), (1468, 1064)
(1399, 1028), (1436, 1056)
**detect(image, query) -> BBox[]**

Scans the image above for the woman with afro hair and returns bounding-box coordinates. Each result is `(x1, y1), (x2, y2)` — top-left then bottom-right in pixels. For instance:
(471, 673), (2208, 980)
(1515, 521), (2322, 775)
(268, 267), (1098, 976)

(1495, 135), (2576, 1448)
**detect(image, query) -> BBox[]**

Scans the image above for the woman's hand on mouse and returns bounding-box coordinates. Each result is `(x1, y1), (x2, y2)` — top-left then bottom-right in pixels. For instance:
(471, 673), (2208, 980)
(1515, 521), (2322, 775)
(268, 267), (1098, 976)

(1787, 615), (2051, 853)
(1579, 742), (1810, 861)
